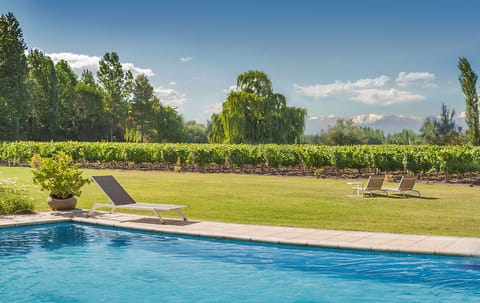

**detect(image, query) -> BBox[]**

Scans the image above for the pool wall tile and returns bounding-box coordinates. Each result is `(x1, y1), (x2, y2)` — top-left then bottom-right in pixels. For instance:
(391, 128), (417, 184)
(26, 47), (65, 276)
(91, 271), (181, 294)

(1, 211), (479, 257)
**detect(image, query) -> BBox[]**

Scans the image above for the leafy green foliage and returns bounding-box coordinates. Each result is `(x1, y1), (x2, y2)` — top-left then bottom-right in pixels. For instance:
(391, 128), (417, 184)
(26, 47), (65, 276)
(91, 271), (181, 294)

(30, 151), (90, 199)
(311, 119), (385, 145)
(26, 49), (60, 140)
(385, 129), (422, 145)
(97, 52), (133, 141)
(420, 104), (464, 145)
(1, 141), (480, 176)
(0, 178), (34, 214)
(55, 59), (78, 139)
(130, 74), (155, 142)
(0, 12), (29, 140)
(458, 57), (480, 145)
(184, 121), (208, 143)
(210, 70), (306, 144)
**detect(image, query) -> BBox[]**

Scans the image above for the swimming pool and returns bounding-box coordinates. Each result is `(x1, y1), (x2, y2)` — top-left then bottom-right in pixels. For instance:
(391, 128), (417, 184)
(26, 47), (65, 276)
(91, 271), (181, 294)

(0, 223), (479, 303)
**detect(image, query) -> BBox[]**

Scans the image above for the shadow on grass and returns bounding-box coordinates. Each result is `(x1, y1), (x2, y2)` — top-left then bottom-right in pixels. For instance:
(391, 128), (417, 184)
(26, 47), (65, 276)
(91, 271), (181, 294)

(127, 217), (198, 226)
(386, 195), (439, 200)
(352, 194), (439, 200)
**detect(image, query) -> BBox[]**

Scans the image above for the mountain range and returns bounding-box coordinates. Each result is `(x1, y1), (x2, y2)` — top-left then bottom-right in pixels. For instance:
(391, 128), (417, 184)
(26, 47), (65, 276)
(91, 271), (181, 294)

(305, 114), (468, 135)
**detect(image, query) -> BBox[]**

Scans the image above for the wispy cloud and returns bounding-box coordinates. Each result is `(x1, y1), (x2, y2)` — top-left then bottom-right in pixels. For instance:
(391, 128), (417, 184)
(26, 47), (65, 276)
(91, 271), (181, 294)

(395, 72), (436, 88)
(295, 72), (435, 106)
(179, 57), (192, 63)
(169, 81), (177, 86)
(351, 88), (425, 105)
(46, 52), (154, 77)
(294, 75), (391, 99)
(154, 86), (187, 110)
(120, 62), (155, 77)
(203, 102), (223, 114)
(47, 52), (100, 73)
(223, 84), (238, 93)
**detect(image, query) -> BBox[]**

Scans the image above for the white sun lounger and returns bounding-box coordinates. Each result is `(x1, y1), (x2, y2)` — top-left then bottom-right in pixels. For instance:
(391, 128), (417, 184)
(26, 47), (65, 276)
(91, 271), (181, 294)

(89, 175), (187, 223)
(352, 175), (388, 197)
(383, 176), (421, 198)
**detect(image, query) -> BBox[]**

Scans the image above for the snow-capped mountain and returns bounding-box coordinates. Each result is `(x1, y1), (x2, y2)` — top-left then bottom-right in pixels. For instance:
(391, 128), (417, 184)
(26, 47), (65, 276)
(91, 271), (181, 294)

(305, 114), (468, 135)
(306, 114), (421, 135)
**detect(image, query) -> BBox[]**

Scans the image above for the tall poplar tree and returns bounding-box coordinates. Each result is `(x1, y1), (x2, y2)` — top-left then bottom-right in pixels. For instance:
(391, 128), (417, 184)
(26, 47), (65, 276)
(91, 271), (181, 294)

(26, 49), (60, 140)
(0, 12), (28, 140)
(74, 70), (107, 141)
(55, 60), (78, 139)
(458, 57), (480, 145)
(97, 52), (132, 141)
(130, 74), (154, 142)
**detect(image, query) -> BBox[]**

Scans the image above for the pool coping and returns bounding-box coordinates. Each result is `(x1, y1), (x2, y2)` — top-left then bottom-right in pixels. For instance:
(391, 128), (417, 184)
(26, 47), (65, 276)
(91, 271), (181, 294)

(1, 211), (480, 257)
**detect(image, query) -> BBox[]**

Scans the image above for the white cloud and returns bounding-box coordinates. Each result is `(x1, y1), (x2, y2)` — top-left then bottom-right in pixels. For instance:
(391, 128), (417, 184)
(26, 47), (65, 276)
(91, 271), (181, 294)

(223, 84), (238, 93)
(46, 52), (154, 77)
(294, 75), (391, 99)
(47, 52), (101, 73)
(295, 72), (434, 106)
(154, 86), (187, 110)
(351, 88), (425, 105)
(179, 57), (192, 62)
(395, 72), (436, 88)
(350, 113), (384, 124)
(120, 62), (154, 77)
(169, 81), (177, 86)
(204, 102), (223, 114)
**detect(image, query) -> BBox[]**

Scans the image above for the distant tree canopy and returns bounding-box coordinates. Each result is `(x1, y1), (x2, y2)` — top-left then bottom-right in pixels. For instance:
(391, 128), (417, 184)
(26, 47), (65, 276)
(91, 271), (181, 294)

(420, 103), (464, 145)
(308, 118), (385, 145)
(209, 70), (306, 144)
(0, 12), (194, 143)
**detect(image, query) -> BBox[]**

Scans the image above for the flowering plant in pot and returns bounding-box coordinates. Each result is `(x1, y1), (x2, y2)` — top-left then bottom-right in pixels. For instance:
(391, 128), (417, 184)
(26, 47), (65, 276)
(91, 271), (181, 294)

(30, 151), (90, 210)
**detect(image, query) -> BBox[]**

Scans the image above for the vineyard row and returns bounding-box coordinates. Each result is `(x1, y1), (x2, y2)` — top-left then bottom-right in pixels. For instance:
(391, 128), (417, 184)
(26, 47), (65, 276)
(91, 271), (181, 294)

(1, 142), (479, 176)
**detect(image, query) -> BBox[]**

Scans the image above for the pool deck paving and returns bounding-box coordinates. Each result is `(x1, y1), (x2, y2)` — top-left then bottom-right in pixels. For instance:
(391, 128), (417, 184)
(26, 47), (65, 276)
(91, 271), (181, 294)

(1, 211), (479, 257)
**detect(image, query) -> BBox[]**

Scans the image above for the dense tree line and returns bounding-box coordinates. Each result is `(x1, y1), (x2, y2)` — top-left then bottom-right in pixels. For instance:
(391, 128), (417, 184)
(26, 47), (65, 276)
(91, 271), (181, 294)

(0, 12), (202, 143)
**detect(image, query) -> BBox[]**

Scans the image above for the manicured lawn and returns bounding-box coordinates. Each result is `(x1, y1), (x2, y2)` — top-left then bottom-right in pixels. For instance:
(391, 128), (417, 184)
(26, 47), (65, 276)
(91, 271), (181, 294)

(1, 166), (479, 237)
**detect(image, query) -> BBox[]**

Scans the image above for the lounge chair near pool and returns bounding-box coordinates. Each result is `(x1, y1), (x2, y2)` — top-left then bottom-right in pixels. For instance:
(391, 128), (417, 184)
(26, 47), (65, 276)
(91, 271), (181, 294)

(88, 175), (187, 223)
(352, 175), (388, 197)
(383, 176), (421, 198)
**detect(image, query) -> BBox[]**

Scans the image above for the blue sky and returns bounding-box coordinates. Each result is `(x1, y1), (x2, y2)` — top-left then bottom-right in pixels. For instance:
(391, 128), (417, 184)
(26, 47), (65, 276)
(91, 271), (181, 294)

(4, 0), (480, 129)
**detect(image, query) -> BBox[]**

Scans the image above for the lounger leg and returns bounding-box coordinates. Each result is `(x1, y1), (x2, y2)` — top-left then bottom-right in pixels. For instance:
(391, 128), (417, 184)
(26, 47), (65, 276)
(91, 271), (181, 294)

(175, 209), (188, 221)
(152, 209), (165, 224)
(88, 205), (98, 217)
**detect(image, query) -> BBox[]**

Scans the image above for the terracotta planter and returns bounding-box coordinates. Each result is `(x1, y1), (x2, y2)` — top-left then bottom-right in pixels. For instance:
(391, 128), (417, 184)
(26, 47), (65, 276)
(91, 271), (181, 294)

(47, 195), (77, 211)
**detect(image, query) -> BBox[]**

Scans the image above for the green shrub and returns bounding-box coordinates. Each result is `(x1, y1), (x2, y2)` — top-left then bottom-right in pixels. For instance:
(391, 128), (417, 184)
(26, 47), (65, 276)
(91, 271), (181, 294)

(0, 178), (34, 214)
(30, 151), (91, 199)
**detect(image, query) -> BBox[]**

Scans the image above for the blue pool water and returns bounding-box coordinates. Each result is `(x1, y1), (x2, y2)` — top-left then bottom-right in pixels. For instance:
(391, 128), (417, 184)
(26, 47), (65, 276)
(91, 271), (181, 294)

(0, 223), (479, 303)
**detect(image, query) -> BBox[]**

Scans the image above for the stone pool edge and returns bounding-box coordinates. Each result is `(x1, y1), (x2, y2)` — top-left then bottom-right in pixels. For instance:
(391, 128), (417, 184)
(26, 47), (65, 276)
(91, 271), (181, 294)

(1, 211), (479, 258)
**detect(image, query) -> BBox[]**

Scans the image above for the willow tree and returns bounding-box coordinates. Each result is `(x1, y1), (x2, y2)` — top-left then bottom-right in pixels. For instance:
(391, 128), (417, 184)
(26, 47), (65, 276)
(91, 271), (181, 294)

(458, 57), (480, 145)
(209, 70), (306, 144)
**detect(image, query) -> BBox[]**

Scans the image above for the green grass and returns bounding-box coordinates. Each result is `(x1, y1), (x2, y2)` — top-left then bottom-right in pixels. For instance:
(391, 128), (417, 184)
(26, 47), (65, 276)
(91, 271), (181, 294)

(1, 166), (480, 237)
